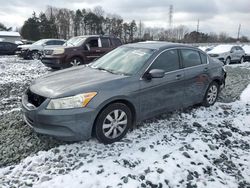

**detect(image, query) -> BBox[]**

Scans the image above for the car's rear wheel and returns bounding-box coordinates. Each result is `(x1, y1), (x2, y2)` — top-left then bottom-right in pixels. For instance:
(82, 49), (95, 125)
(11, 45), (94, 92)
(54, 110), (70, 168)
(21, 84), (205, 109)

(225, 57), (231, 65)
(69, 57), (83, 67)
(95, 103), (132, 144)
(202, 82), (219, 107)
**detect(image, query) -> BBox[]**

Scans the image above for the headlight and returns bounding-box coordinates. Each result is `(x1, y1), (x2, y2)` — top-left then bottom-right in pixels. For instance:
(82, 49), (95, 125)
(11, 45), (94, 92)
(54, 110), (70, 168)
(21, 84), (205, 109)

(47, 92), (97, 109)
(52, 48), (65, 55)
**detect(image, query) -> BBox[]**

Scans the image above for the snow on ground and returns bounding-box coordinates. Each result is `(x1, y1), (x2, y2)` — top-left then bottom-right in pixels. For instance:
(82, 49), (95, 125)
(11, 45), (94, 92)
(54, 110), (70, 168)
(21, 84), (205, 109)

(0, 56), (250, 188)
(0, 94), (250, 187)
(0, 56), (49, 115)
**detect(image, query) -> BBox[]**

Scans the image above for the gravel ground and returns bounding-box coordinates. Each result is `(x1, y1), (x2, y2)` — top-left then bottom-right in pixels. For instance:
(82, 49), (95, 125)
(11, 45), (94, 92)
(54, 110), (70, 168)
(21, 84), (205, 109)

(0, 56), (250, 187)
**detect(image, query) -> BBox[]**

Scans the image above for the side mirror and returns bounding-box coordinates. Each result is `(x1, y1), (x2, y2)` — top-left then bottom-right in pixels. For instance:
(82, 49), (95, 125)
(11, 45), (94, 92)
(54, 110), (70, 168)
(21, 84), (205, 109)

(144, 69), (165, 80)
(230, 49), (234, 53)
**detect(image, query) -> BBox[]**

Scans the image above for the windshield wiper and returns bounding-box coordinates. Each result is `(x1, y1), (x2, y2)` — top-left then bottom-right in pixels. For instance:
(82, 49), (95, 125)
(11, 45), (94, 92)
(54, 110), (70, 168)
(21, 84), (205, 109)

(95, 67), (117, 74)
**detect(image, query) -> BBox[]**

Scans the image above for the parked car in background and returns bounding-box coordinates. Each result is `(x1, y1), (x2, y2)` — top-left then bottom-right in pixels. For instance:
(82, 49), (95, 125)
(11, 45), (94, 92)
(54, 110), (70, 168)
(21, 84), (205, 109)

(22, 42), (226, 143)
(242, 45), (250, 62)
(16, 39), (65, 60)
(198, 46), (214, 52)
(41, 35), (122, 69)
(208, 44), (245, 65)
(0, 42), (17, 55)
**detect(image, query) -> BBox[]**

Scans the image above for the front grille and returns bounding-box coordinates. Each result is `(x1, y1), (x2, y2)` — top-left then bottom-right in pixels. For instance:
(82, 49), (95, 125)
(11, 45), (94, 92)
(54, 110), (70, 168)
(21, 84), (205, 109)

(27, 90), (46, 107)
(43, 49), (53, 56)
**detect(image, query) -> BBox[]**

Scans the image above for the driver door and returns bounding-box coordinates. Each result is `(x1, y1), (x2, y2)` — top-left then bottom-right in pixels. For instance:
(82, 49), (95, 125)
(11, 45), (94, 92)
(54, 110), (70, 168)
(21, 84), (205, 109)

(139, 49), (186, 119)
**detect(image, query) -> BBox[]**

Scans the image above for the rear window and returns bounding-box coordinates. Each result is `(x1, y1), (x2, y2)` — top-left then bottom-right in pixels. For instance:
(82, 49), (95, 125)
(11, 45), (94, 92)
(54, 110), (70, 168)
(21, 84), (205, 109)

(180, 49), (202, 68)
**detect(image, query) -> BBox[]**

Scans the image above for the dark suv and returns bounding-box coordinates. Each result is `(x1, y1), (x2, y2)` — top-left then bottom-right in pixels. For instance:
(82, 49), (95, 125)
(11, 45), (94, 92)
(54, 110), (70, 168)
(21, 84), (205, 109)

(41, 35), (122, 69)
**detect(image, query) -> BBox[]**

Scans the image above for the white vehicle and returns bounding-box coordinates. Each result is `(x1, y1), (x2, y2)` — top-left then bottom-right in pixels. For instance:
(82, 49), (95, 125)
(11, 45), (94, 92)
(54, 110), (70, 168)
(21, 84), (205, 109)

(16, 39), (65, 60)
(242, 45), (250, 62)
(208, 44), (245, 65)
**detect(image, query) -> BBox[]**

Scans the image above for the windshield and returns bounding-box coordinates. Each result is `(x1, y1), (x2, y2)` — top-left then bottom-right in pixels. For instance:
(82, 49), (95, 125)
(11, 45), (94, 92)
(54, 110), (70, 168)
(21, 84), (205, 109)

(33, 39), (47, 45)
(91, 46), (155, 75)
(64, 37), (86, 47)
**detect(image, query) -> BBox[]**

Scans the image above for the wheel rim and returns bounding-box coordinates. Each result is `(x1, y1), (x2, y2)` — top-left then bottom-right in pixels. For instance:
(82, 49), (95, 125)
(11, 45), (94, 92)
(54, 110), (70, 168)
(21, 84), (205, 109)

(207, 85), (218, 105)
(32, 52), (40, 60)
(70, 59), (81, 66)
(226, 58), (230, 65)
(102, 109), (128, 139)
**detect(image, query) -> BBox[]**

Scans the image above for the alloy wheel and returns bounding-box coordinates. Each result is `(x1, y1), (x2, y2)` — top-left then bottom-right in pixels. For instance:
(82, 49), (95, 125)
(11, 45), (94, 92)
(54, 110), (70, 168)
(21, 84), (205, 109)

(70, 59), (81, 66)
(102, 109), (128, 139)
(207, 85), (218, 105)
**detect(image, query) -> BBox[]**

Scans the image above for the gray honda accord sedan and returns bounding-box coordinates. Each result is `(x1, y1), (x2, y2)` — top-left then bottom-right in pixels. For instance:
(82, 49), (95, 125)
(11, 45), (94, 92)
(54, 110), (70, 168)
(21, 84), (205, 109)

(22, 42), (226, 144)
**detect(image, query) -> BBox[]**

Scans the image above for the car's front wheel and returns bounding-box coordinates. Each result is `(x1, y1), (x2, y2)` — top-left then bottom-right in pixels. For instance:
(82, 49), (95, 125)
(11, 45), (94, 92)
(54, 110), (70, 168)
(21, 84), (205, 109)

(95, 103), (132, 144)
(30, 51), (40, 60)
(202, 82), (219, 107)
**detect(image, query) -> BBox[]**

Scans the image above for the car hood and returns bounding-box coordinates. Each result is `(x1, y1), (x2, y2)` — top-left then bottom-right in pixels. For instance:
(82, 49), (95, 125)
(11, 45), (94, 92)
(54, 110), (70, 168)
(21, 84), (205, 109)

(18, 44), (31, 49)
(30, 66), (127, 98)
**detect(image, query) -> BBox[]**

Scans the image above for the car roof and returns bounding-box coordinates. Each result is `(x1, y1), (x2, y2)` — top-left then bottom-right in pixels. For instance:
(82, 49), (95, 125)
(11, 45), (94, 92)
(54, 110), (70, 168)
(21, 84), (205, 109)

(124, 41), (197, 50)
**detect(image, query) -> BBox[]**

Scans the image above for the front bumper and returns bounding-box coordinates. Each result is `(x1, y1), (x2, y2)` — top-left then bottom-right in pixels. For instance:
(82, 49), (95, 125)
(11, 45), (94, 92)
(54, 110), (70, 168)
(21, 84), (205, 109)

(22, 94), (97, 141)
(41, 56), (65, 68)
(16, 49), (29, 59)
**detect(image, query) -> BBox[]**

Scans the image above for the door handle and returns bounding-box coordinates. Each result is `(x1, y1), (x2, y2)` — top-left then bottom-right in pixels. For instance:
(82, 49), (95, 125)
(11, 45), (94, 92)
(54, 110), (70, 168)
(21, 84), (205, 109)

(176, 74), (183, 79)
(203, 67), (208, 72)
(95, 50), (101, 52)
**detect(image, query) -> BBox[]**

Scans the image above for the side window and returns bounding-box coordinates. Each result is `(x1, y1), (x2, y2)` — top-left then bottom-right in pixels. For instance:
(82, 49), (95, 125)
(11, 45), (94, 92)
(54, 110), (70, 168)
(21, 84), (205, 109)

(236, 46), (243, 51)
(101, 38), (111, 48)
(112, 38), (122, 46)
(149, 49), (180, 73)
(45, 41), (55, 45)
(231, 47), (236, 52)
(87, 38), (99, 48)
(199, 52), (208, 64)
(56, 40), (65, 45)
(180, 49), (202, 68)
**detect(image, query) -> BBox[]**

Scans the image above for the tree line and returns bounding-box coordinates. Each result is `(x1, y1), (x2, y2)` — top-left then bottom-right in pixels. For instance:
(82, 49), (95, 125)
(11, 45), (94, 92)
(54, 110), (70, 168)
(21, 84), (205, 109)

(2, 5), (249, 43)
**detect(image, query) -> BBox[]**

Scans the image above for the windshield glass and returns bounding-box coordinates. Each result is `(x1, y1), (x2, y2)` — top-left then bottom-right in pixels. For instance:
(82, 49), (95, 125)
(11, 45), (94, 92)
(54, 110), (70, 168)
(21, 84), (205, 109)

(64, 37), (86, 46)
(91, 46), (155, 75)
(33, 39), (47, 45)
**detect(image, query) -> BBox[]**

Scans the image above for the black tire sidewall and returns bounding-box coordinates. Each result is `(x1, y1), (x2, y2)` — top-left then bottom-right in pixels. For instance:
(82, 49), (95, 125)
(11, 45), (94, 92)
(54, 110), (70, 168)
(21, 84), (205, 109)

(95, 103), (132, 144)
(203, 82), (219, 107)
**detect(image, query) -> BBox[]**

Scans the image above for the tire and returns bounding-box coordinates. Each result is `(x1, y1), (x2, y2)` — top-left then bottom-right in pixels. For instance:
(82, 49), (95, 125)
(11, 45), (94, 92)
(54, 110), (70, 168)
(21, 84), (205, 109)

(30, 51), (40, 60)
(225, 57), (231, 65)
(202, 82), (219, 107)
(69, 57), (83, 67)
(95, 103), (132, 144)
(239, 56), (244, 64)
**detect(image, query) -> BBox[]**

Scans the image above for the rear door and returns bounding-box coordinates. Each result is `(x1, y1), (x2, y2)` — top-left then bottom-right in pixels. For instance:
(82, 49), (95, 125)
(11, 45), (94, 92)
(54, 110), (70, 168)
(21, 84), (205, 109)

(139, 49), (186, 119)
(180, 49), (210, 106)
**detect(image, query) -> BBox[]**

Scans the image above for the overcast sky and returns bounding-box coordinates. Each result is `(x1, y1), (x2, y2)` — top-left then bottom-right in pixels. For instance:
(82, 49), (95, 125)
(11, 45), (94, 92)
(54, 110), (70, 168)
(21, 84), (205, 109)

(0, 0), (250, 38)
